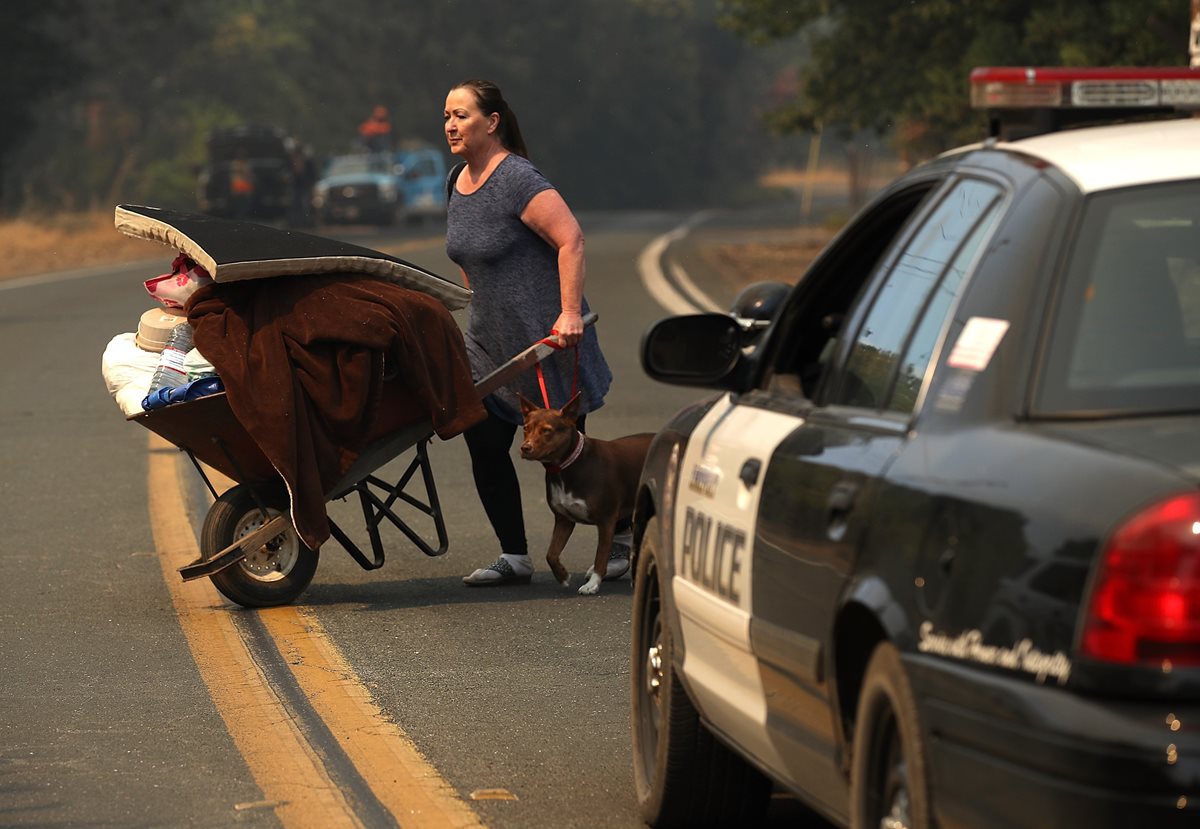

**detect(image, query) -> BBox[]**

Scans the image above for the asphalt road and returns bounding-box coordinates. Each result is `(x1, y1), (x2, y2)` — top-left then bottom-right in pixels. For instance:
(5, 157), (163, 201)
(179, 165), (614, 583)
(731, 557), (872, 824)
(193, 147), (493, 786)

(0, 207), (823, 828)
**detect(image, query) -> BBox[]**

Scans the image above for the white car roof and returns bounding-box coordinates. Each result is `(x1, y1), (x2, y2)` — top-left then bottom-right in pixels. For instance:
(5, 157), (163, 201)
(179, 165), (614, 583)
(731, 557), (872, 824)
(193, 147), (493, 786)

(993, 118), (1200, 194)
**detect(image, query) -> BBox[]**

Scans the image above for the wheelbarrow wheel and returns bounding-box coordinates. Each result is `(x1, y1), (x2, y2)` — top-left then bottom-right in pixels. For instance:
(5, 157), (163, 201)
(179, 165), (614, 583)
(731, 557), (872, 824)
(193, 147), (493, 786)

(202, 483), (319, 608)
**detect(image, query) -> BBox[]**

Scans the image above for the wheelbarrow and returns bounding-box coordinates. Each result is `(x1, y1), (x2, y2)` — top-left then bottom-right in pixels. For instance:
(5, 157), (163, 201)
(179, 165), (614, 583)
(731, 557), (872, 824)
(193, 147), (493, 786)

(130, 325), (591, 608)
(114, 203), (593, 608)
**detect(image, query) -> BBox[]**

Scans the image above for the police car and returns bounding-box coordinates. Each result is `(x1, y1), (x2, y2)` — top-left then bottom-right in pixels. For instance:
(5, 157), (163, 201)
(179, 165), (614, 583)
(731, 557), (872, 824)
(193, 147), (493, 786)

(629, 67), (1200, 828)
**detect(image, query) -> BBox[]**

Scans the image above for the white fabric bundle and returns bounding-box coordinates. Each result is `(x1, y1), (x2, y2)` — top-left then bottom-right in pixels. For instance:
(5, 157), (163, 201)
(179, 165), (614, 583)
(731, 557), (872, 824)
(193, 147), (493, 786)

(103, 332), (218, 417)
(102, 333), (157, 417)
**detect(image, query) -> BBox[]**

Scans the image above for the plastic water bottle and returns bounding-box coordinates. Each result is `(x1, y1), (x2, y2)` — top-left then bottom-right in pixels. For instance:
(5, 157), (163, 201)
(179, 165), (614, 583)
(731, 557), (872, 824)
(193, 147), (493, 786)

(147, 323), (195, 393)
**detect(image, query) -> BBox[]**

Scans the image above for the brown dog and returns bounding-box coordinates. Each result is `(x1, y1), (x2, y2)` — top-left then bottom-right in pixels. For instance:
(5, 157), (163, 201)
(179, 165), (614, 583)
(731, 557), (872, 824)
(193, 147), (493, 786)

(519, 393), (654, 595)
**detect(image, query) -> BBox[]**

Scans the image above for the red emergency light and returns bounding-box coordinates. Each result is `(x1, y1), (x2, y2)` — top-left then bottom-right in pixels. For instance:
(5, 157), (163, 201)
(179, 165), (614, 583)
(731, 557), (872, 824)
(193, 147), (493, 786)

(969, 66), (1200, 138)
(971, 66), (1200, 109)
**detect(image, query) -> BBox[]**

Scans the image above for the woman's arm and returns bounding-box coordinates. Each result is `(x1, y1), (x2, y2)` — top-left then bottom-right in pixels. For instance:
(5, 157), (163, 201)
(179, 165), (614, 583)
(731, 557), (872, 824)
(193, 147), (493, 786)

(521, 189), (585, 345)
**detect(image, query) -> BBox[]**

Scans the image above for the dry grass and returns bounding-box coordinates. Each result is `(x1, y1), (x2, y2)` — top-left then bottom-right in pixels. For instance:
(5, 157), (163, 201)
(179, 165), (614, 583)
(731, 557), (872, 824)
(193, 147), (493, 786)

(0, 208), (836, 290)
(0, 209), (839, 296)
(0, 164), (891, 284)
(698, 225), (837, 295)
(0, 211), (158, 280)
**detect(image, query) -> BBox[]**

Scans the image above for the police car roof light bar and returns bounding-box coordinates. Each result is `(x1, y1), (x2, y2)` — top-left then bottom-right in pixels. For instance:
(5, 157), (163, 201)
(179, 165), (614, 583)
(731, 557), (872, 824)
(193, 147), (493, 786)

(970, 66), (1200, 139)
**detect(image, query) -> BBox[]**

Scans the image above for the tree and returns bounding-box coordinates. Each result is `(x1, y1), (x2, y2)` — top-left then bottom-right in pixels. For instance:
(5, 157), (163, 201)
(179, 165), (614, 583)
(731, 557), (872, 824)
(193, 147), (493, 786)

(718, 0), (1192, 164)
(0, 0), (84, 209)
(4, 0), (795, 213)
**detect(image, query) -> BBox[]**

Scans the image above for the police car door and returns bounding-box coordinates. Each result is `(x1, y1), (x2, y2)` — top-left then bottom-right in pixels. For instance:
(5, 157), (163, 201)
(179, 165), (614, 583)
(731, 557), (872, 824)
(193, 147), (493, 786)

(673, 175), (1004, 798)
(749, 176), (1006, 796)
(668, 175), (944, 782)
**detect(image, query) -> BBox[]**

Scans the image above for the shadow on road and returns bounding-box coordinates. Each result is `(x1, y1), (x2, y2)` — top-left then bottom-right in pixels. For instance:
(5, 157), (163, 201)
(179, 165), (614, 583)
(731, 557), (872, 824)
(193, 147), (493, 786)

(303, 573), (634, 610)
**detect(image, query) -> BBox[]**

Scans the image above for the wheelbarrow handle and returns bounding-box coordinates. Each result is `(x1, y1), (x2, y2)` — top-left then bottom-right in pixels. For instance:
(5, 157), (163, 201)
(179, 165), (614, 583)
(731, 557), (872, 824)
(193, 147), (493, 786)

(540, 310), (599, 349)
(473, 312), (598, 400)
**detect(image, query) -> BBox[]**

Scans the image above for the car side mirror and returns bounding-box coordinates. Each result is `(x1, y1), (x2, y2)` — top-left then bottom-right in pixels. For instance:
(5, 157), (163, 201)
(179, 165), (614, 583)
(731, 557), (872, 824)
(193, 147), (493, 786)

(641, 314), (744, 388)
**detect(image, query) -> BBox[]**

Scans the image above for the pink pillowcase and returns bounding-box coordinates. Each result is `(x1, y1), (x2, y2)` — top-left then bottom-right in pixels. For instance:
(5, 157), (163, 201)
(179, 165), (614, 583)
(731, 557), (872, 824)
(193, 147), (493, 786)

(145, 253), (213, 310)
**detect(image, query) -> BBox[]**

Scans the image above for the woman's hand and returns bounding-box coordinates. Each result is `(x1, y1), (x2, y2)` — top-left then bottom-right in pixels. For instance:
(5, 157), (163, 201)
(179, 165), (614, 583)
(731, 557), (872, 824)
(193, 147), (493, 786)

(551, 310), (584, 346)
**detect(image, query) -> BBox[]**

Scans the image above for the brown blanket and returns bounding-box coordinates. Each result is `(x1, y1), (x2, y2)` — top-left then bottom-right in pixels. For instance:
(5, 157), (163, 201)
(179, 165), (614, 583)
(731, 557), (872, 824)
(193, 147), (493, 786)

(186, 274), (485, 549)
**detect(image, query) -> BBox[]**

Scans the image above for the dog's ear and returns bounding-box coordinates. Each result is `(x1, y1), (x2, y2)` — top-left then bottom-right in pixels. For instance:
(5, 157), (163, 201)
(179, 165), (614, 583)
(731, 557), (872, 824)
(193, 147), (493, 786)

(518, 394), (541, 417)
(560, 392), (582, 422)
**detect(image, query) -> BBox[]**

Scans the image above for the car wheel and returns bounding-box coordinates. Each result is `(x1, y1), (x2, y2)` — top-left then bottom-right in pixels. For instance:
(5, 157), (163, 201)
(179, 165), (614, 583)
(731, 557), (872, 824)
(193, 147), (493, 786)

(202, 483), (319, 608)
(631, 516), (770, 827)
(851, 642), (932, 829)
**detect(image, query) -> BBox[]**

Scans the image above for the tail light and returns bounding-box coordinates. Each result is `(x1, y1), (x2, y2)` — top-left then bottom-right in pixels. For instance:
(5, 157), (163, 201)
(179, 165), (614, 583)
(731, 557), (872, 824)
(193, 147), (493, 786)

(1080, 492), (1200, 666)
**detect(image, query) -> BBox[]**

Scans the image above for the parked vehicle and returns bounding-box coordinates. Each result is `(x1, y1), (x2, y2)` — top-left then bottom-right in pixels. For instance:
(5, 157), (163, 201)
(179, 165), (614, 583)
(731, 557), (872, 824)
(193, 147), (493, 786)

(313, 144), (448, 226)
(196, 125), (294, 221)
(629, 66), (1200, 828)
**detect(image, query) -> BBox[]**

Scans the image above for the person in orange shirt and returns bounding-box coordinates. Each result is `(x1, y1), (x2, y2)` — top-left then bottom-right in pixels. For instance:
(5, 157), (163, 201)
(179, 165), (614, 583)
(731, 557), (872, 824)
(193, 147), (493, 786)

(359, 104), (393, 152)
(229, 151), (254, 219)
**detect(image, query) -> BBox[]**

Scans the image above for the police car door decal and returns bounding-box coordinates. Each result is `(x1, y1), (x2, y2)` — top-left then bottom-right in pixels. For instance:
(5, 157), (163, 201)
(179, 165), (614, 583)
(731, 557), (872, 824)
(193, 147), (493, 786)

(673, 393), (801, 768)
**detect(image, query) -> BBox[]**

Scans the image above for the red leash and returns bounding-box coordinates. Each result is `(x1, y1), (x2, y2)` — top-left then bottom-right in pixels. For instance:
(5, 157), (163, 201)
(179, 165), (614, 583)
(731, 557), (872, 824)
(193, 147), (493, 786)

(535, 329), (580, 409)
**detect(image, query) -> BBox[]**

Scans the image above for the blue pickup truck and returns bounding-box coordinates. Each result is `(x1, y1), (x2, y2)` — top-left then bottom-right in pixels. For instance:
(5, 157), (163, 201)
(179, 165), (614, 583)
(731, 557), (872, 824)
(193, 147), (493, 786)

(312, 145), (448, 226)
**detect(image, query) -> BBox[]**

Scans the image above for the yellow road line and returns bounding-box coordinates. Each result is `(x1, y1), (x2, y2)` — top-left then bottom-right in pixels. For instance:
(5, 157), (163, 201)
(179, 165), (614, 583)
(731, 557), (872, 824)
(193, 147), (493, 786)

(260, 608), (483, 829)
(147, 434), (360, 828)
(147, 433), (482, 829)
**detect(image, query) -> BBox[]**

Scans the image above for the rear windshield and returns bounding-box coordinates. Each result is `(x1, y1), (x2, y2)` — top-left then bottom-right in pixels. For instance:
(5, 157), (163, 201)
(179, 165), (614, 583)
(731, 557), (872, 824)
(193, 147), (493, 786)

(1037, 180), (1200, 416)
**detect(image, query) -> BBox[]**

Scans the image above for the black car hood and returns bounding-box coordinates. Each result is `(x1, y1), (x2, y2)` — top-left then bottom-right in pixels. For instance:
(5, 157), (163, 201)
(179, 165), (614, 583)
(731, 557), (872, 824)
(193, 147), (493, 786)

(1038, 414), (1200, 484)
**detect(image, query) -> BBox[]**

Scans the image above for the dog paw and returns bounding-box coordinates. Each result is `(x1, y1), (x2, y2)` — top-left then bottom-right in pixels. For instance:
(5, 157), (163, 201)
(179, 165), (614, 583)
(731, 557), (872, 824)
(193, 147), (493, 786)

(578, 573), (602, 595)
(559, 577), (571, 588)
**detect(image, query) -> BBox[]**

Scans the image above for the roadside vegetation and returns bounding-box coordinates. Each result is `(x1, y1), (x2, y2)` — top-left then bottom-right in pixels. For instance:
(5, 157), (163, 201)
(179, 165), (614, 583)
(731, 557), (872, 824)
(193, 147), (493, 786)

(0, 211), (154, 280)
(1, 0), (809, 215)
(0, 169), (858, 283)
(2, 2), (1188, 280)
(0, 206), (842, 291)
(5, 1), (1186, 219)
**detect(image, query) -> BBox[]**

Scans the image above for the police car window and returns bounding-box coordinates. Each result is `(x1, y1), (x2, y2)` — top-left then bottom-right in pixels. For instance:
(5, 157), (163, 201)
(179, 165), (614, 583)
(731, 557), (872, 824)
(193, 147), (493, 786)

(832, 178), (1003, 411)
(1037, 180), (1200, 415)
(766, 181), (940, 399)
(886, 192), (1002, 412)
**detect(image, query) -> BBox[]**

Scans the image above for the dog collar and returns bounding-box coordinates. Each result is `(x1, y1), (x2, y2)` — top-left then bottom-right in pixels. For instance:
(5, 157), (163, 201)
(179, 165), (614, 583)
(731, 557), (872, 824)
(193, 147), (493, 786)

(545, 431), (585, 474)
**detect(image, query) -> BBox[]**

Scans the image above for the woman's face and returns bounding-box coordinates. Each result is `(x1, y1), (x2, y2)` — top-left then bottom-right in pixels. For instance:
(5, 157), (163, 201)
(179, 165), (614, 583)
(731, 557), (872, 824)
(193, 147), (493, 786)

(444, 88), (498, 157)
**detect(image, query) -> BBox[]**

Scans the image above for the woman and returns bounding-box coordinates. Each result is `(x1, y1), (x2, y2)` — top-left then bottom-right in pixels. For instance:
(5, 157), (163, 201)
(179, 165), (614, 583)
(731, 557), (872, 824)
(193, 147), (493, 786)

(444, 79), (620, 587)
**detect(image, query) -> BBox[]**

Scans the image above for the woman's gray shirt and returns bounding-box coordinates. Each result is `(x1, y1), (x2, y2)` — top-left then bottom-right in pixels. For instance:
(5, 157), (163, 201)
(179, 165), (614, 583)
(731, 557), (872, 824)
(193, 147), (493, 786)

(446, 154), (611, 424)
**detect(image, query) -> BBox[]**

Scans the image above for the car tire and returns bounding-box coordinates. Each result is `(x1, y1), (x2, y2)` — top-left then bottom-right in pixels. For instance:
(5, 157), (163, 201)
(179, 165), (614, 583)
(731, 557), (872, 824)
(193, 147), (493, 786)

(850, 642), (933, 829)
(202, 483), (319, 608)
(631, 516), (770, 828)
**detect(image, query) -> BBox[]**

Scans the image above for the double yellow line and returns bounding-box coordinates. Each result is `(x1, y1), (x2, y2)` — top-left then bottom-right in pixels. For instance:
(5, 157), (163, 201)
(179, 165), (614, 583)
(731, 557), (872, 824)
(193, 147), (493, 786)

(146, 433), (482, 828)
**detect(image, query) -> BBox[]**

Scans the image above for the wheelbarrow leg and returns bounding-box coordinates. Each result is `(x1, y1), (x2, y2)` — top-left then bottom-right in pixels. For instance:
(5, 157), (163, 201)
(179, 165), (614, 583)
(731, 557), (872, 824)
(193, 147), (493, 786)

(178, 513), (290, 581)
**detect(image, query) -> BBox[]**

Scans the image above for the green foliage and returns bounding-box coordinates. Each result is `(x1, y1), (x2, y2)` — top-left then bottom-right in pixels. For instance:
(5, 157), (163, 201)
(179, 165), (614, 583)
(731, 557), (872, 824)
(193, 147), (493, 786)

(717, 0), (823, 43)
(7, 0), (1191, 214)
(0, 0), (85, 204)
(718, 0), (1193, 160)
(2, 0), (798, 213)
